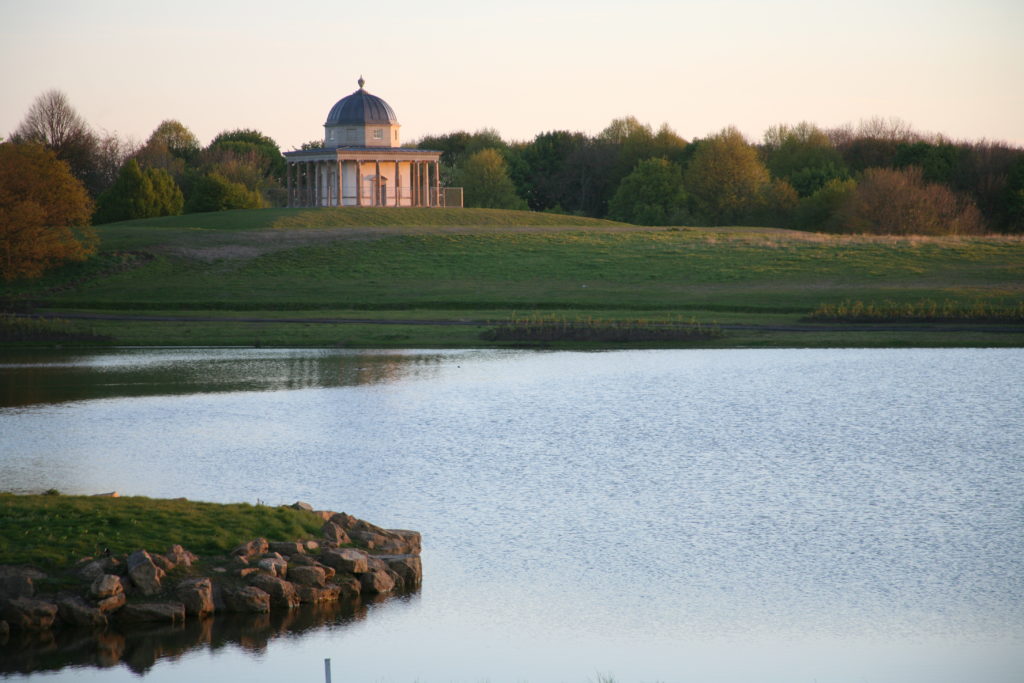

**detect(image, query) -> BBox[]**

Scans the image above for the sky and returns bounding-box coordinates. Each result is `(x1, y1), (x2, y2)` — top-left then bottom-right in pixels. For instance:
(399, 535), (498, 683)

(1, 0), (1022, 150)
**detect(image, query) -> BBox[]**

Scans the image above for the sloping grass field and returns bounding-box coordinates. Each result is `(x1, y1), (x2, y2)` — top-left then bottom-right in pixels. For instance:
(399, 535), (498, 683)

(3, 207), (1022, 347)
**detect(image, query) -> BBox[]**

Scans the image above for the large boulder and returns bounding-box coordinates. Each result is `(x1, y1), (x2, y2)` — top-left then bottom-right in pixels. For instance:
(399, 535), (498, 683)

(359, 569), (396, 595)
(231, 538), (269, 561)
(116, 602), (185, 624)
(385, 529), (422, 555)
(96, 592), (127, 614)
(126, 550), (165, 596)
(257, 556), (288, 579)
(75, 557), (119, 582)
(268, 541), (305, 556)
(249, 574), (300, 609)
(165, 545), (197, 568)
(149, 553), (176, 572)
(176, 577), (214, 617)
(222, 586), (270, 614)
(320, 521), (351, 547)
(57, 595), (107, 627)
(0, 597), (58, 631)
(0, 567), (46, 600)
(319, 548), (368, 574)
(383, 555), (423, 587)
(296, 584), (341, 604)
(287, 565), (326, 587)
(290, 501), (314, 512)
(90, 574), (124, 600)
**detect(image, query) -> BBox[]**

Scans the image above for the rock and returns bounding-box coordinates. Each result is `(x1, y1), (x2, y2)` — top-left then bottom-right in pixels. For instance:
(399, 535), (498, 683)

(320, 521), (351, 547)
(319, 548), (368, 574)
(166, 545), (197, 568)
(319, 564), (336, 581)
(57, 595), (107, 627)
(75, 557), (120, 582)
(296, 584), (341, 604)
(365, 555), (388, 572)
(91, 491), (120, 497)
(383, 555), (423, 587)
(349, 529), (390, 550)
(231, 538), (269, 560)
(117, 602), (185, 624)
(304, 540), (320, 552)
(90, 574), (124, 600)
(176, 577), (214, 617)
(329, 512), (359, 530)
(312, 510), (334, 521)
(257, 556), (287, 578)
(287, 565), (326, 587)
(249, 574), (300, 609)
(0, 597), (58, 631)
(359, 569), (396, 594)
(223, 586), (271, 614)
(150, 553), (176, 572)
(0, 567), (44, 600)
(96, 593), (126, 614)
(288, 554), (317, 567)
(386, 529), (422, 555)
(290, 501), (314, 512)
(334, 575), (362, 600)
(0, 619), (8, 641)
(268, 541), (305, 556)
(237, 567), (259, 579)
(126, 550), (165, 596)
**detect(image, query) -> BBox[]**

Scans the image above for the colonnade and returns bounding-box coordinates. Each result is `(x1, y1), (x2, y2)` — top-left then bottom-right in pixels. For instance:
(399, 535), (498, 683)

(286, 159), (441, 208)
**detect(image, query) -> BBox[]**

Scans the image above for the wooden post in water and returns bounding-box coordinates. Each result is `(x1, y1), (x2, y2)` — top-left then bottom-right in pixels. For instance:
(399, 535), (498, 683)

(324, 658), (332, 683)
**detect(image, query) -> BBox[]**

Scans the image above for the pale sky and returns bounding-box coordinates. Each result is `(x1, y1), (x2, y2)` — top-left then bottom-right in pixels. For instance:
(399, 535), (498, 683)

(2, 0), (1022, 150)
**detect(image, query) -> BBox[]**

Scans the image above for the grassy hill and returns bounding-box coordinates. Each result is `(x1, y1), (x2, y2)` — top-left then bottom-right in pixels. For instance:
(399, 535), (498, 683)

(4, 207), (1023, 348)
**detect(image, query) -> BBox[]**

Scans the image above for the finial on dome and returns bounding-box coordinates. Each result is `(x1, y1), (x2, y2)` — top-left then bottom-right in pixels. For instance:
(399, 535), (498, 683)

(357, 75), (365, 89)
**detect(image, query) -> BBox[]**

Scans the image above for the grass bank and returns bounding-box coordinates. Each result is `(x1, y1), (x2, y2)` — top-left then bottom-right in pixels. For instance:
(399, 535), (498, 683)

(3, 208), (1022, 347)
(0, 493), (324, 570)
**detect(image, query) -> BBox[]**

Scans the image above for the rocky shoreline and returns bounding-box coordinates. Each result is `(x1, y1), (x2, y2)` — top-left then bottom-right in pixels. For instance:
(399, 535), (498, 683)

(0, 502), (421, 636)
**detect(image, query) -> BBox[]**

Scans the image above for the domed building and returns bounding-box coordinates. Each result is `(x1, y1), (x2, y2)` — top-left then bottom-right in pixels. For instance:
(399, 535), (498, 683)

(283, 78), (449, 207)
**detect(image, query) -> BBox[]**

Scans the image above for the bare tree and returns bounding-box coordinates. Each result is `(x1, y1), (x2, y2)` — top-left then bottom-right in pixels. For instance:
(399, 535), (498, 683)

(10, 90), (101, 194)
(12, 89), (93, 153)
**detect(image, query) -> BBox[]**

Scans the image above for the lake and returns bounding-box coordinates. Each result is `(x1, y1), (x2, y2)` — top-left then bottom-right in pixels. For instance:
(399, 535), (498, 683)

(1, 347), (1022, 682)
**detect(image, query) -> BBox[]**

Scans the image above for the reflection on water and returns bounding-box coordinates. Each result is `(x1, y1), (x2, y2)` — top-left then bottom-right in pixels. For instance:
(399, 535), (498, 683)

(0, 591), (415, 676)
(0, 349), (456, 408)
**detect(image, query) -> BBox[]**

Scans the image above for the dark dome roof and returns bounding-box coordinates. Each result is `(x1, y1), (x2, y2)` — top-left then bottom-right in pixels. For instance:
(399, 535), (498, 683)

(324, 78), (398, 126)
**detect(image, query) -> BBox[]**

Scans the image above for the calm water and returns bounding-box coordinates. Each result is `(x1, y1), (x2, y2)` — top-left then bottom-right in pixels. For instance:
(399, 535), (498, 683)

(1, 348), (1022, 683)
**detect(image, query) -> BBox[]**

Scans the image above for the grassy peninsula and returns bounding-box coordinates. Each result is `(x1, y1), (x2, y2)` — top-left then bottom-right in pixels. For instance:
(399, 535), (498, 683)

(3, 207), (1022, 348)
(0, 493), (324, 570)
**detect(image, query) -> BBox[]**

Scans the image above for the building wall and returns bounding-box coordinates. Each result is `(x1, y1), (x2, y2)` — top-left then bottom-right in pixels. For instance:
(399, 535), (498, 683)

(325, 124), (400, 149)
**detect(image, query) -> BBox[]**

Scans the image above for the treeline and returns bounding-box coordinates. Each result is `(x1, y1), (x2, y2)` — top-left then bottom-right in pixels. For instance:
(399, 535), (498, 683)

(5, 90), (286, 225)
(5, 89), (1024, 234)
(414, 118), (1024, 233)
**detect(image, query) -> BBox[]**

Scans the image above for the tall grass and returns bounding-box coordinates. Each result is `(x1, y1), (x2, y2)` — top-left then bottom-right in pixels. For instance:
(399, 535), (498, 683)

(806, 299), (1024, 323)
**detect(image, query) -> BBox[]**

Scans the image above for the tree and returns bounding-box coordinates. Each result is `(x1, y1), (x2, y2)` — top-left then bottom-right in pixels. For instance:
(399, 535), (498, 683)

(683, 127), (771, 224)
(146, 120), (200, 161)
(521, 130), (590, 211)
(454, 149), (527, 209)
(0, 143), (96, 281)
(93, 159), (184, 224)
(834, 166), (983, 235)
(184, 171), (264, 213)
(607, 158), (687, 225)
(794, 178), (857, 231)
(762, 122), (848, 196)
(10, 90), (103, 195)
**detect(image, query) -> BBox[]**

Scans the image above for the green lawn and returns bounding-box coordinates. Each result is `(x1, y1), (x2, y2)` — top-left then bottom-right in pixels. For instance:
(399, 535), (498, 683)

(0, 493), (324, 569)
(4, 208), (1023, 347)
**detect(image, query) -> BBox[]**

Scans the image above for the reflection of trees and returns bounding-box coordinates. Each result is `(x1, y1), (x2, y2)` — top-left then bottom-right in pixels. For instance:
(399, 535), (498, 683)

(0, 591), (413, 675)
(1, 351), (450, 408)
